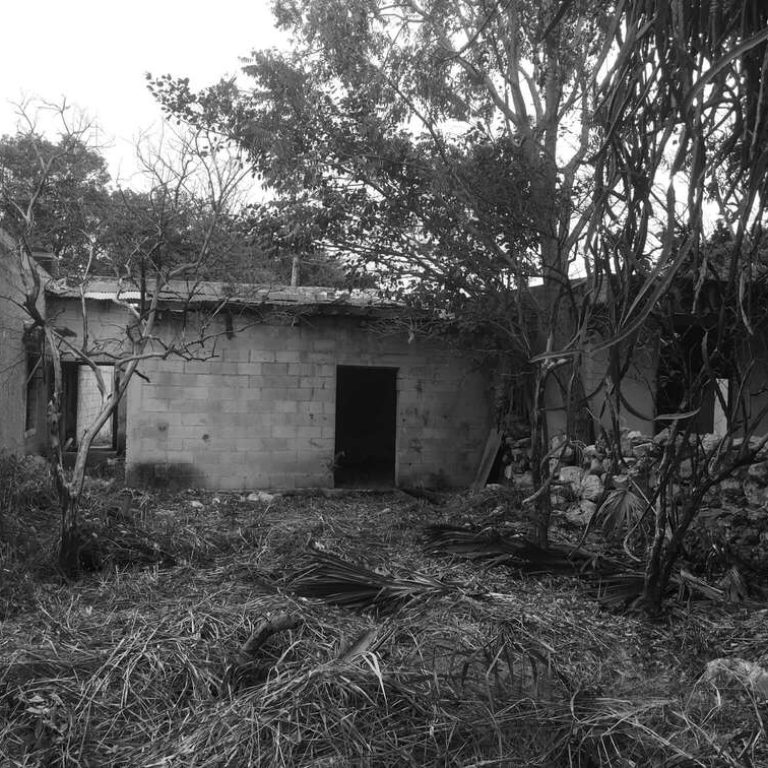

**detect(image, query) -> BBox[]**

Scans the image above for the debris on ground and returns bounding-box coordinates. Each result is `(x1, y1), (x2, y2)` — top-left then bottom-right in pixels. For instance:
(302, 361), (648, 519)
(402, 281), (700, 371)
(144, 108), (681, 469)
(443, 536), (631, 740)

(2, 485), (768, 767)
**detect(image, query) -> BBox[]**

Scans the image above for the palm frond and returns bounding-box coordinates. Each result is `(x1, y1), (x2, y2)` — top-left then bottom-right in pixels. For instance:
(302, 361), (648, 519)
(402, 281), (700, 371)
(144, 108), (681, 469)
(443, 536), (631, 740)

(423, 524), (598, 575)
(422, 524), (524, 560)
(288, 551), (456, 611)
(590, 572), (646, 610)
(595, 487), (647, 541)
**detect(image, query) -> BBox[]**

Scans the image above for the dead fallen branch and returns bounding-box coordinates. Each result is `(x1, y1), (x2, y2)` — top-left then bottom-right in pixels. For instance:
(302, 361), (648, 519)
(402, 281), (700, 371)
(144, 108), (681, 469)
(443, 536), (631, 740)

(236, 611), (303, 662)
(225, 611), (303, 691)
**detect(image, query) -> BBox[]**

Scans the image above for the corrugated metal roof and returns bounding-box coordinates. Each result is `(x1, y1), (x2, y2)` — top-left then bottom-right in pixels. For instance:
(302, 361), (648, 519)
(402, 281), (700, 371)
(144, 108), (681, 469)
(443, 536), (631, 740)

(45, 278), (401, 310)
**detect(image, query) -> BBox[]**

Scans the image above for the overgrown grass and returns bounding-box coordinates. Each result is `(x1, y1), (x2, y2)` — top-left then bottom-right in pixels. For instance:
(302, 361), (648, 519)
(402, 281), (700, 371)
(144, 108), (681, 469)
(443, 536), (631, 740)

(0, 452), (59, 616)
(1, 485), (766, 766)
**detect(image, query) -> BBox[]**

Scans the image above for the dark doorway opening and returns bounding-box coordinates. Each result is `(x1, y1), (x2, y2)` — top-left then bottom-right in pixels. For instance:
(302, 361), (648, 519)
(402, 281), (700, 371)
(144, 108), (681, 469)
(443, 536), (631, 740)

(61, 361), (119, 453)
(656, 323), (731, 435)
(334, 365), (398, 488)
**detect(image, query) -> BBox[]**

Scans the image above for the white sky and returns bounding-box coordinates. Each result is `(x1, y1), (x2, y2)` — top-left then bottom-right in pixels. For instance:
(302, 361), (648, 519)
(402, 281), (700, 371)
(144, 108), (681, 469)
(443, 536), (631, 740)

(0, 0), (286, 184)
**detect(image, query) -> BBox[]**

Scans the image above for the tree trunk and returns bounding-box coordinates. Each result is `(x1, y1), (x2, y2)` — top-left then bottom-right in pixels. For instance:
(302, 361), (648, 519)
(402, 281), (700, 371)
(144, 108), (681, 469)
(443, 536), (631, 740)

(529, 365), (551, 547)
(524, 136), (565, 547)
(45, 332), (86, 575)
(642, 487), (668, 615)
(58, 489), (81, 575)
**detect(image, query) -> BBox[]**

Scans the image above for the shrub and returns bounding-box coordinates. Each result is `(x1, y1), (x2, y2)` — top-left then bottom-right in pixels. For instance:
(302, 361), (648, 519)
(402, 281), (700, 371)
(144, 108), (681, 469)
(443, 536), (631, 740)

(0, 452), (54, 519)
(0, 452), (57, 617)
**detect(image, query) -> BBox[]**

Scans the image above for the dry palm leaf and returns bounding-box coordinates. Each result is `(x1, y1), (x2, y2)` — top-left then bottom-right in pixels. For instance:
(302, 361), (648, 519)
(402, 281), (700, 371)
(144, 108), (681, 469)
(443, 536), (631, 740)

(288, 551), (457, 611)
(595, 488), (646, 541)
(423, 524), (604, 574)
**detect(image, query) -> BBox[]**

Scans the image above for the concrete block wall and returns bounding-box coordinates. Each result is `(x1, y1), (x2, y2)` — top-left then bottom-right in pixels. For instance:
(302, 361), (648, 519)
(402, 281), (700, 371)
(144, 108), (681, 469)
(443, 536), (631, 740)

(125, 313), (492, 490)
(0, 236), (48, 455)
(0, 249), (29, 455)
(46, 297), (133, 359)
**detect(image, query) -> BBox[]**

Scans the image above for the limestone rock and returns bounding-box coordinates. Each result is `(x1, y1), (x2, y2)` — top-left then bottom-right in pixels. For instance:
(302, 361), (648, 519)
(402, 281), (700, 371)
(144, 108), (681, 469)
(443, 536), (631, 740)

(743, 480), (764, 507)
(702, 658), (768, 697)
(559, 466), (583, 486)
(748, 461), (768, 483)
(248, 491), (277, 503)
(588, 458), (604, 475)
(612, 474), (630, 490)
(565, 499), (597, 525)
(584, 444), (604, 460)
(512, 471), (534, 489)
(581, 474), (604, 502)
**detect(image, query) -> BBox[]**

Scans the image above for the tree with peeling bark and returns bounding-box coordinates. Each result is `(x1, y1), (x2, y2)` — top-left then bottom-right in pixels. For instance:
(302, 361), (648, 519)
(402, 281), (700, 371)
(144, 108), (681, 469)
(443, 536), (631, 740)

(0, 104), (253, 573)
(150, 0), (618, 545)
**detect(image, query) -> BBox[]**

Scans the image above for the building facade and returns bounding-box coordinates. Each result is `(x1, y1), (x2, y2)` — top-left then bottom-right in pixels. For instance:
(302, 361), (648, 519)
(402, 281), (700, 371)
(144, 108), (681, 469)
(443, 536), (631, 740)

(45, 282), (493, 490)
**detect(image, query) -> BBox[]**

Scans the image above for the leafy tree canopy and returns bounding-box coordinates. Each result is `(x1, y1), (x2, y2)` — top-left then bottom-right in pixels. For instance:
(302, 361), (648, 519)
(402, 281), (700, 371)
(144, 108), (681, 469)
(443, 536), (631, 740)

(0, 124), (362, 288)
(149, 0), (619, 355)
(150, 0), (768, 342)
(0, 131), (112, 266)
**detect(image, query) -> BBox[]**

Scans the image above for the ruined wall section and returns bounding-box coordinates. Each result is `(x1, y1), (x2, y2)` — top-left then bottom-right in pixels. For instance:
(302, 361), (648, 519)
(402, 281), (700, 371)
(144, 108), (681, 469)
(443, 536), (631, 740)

(0, 233), (48, 454)
(543, 331), (658, 442)
(124, 313), (491, 490)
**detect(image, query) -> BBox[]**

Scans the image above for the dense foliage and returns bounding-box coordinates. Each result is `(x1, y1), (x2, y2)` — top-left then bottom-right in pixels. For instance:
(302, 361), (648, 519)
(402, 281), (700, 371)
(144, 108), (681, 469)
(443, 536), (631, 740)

(149, 0), (615, 354)
(0, 132), (111, 268)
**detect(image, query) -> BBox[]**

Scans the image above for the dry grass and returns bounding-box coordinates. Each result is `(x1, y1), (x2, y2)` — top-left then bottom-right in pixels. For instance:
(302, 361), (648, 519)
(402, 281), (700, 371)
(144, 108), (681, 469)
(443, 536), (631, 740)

(1, 486), (767, 766)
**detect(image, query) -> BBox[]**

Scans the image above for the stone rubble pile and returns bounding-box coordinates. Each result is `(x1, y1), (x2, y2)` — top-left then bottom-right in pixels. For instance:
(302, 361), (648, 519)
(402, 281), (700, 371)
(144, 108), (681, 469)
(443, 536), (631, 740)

(502, 429), (768, 569)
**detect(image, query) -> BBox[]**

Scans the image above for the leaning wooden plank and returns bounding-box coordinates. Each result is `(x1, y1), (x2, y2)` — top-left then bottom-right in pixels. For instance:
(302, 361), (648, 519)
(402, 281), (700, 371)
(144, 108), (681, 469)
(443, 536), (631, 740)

(470, 429), (502, 494)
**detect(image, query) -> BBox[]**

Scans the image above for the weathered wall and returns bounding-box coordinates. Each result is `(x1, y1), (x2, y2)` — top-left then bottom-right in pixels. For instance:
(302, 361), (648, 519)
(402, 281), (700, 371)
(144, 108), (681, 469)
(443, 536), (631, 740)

(738, 328), (768, 436)
(119, 312), (492, 490)
(46, 296), (133, 359)
(543, 333), (658, 442)
(48, 296), (492, 489)
(0, 233), (47, 455)
(46, 295), (132, 452)
(583, 334), (657, 435)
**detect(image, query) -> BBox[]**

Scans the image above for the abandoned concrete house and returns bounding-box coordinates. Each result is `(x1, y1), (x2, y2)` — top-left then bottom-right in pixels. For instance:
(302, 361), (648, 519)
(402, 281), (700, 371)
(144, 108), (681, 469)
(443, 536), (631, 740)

(6, 227), (763, 492)
(1, 244), (495, 489)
